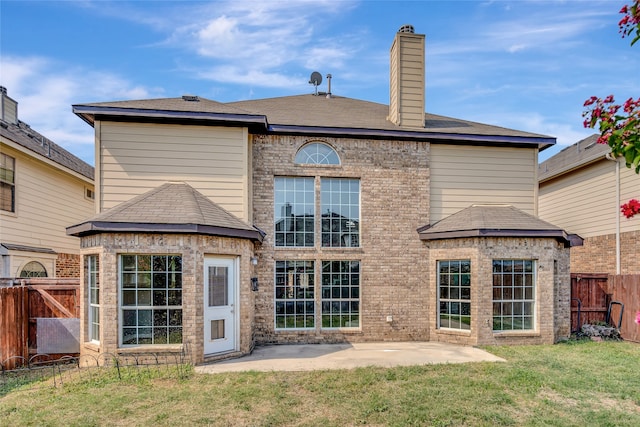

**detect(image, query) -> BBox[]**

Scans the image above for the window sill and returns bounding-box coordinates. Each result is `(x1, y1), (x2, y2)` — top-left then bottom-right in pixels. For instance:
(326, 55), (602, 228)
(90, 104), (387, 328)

(493, 331), (540, 338)
(436, 329), (471, 336)
(83, 342), (100, 352)
(117, 344), (184, 354)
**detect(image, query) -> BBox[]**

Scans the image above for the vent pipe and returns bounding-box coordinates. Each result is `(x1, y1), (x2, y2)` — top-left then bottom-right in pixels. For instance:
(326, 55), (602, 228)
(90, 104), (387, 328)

(326, 74), (332, 98)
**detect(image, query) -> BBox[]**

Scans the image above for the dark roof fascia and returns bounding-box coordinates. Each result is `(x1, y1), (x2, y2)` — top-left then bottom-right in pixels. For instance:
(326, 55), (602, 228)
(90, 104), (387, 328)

(66, 221), (265, 242)
(1, 243), (57, 254)
(266, 124), (555, 148)
(72, 105), (268, 129)
(418, 228), (575, 246)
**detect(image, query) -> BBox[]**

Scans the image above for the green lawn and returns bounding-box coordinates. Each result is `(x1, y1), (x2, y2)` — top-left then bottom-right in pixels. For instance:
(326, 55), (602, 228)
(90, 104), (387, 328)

(1, 340), (639, 426)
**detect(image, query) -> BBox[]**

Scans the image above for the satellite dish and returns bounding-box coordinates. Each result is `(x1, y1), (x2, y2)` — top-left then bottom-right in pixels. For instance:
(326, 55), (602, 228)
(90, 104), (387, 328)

(309, 71), (322, 86)
(309, 71), (322, 95)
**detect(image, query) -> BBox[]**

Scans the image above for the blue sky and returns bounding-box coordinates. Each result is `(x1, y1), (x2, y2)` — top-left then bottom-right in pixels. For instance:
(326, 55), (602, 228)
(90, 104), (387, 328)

(1, 0), (639, 165)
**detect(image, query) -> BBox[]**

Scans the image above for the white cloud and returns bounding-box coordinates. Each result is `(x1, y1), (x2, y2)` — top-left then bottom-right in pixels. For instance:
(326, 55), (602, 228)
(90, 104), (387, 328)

(0, 55), (160, 165)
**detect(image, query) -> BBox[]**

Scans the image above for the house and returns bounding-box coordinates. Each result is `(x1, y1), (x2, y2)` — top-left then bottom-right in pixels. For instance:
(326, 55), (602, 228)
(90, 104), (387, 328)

(67, 26), (578, 365)
(0, 87), (95, 279)
(539, 135), (640, 274)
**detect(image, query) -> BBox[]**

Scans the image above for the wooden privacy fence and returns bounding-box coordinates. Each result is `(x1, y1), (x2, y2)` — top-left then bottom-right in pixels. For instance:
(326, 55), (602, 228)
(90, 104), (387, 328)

(1, 279), (80, 370)
(571, 273), (640, 342)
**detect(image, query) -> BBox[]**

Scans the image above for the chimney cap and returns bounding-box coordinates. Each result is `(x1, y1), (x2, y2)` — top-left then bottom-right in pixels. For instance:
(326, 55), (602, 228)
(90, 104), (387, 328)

(398, 24), (414, 34)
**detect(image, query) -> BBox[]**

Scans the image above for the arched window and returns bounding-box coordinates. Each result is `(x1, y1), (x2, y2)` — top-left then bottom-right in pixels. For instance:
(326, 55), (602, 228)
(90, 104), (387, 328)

(20, 261), (48, 278)
(295, 142), (340, 165)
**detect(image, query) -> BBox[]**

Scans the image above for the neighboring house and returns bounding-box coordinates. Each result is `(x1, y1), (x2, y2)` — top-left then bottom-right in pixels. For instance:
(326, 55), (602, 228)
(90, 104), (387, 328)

(0, 87), (95, 279)
(67, 26), (578, 365)
(539, 135), (640, 274)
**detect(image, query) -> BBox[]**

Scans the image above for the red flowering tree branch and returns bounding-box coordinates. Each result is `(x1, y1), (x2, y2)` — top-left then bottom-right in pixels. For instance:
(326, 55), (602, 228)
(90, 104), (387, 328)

(582, 1), (640, 218)
(619, 1), (640, 45)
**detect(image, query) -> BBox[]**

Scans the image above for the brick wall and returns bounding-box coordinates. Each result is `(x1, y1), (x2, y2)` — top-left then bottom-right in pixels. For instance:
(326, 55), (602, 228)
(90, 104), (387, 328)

(252, 134), (431, 344)
(78, 233), (256, 365)
(570, 230), (640, 274)
(426, 237), (571, 346)
(55, 253), (80, 278)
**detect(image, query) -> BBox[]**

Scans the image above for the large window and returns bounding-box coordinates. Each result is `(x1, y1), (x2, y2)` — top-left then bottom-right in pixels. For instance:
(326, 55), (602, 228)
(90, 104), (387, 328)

(321, 261), (360, 328)
(86, 255), (100, 342)
(274, 177), (360, 248)
(492, 260), (535, 331)
(321, 179), (360, 247)
(120, 255), (182, 345)
(0, 153), (15, 212)
(437, 260), (471, 330)
(274, 177), (315, 247)
(275, 260), (315, 329)
(274, 260), (360, 330)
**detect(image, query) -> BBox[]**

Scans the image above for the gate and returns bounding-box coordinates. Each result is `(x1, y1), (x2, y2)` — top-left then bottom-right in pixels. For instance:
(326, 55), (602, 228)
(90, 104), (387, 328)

(571, 273), (609, 332)
(1, 279), (80, 370)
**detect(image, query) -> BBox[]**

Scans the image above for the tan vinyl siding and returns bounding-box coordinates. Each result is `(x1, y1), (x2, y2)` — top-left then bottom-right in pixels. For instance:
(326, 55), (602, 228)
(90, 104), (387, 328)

(430, 145), (536, 223)
(620, 164), (640, 233)
(99, 122), (249, 221)
(1, 96), (18, 124)
(388, 32), (425, 128)
(539, 160), (617, 237)
(0, 144), (94, 254)
(540, 158), (639, 237)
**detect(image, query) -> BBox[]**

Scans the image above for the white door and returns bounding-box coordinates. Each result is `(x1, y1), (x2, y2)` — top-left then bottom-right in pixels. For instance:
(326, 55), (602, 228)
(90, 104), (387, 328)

(203, 257), (237, 355)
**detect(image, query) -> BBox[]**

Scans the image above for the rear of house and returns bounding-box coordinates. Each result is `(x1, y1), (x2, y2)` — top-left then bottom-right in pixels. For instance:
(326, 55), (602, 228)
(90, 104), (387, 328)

(68, 26), (577, 365)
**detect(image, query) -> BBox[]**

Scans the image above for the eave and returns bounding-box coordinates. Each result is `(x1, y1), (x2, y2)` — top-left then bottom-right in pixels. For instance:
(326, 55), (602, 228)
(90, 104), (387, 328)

(66, 221), (265, 242)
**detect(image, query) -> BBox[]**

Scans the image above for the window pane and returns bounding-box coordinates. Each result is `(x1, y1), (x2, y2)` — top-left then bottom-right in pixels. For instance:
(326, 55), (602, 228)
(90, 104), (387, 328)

(321, 178), (360, 248)
(274, 177), (314, 247)
(492, 260), (535, 331)
(438, 260), (471, 331)
(295, 142), (340, 165)
(320, 261), (360, 329)
(119, 255), (182, 345)
(274, 261), (315, 329)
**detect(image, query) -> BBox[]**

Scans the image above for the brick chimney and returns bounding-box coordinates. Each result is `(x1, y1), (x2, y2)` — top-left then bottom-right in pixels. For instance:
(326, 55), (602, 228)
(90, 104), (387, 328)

(0, 87), (18, 125)
(388, 25), (426, 128)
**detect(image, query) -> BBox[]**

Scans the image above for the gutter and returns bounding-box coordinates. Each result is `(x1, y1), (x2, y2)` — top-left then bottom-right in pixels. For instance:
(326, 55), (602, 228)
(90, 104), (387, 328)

(72, 105), (269, 129)
(606, 153), (621, 274)
(267, 124), (555, 149)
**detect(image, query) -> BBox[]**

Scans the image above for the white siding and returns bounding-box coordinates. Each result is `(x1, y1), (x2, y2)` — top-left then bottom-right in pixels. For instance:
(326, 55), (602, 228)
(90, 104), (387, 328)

(430, 145), (537, 223)
(539, 158), (640, 237)
(98, 122), (249, 221)
(0, 143), (94, 254)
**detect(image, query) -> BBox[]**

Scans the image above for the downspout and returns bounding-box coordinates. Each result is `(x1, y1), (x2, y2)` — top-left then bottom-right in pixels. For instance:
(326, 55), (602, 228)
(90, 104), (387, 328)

(605, 152), (620, 274)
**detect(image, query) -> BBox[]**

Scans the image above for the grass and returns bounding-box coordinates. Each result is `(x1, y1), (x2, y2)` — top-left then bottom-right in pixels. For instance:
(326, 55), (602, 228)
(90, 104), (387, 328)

(0, 340), (639, 426)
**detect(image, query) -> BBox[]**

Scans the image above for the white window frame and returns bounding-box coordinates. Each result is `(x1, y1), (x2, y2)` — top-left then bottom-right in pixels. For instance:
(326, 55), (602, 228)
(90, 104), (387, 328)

(320, 260), (360, 329)
(87, 255), (100, 343)
(295, 142), (340, 165)
(274, 260), (315, 330)
(119, 254), (183, 346)
(437, 260), (471, 331)
(492, 259), (536, 332)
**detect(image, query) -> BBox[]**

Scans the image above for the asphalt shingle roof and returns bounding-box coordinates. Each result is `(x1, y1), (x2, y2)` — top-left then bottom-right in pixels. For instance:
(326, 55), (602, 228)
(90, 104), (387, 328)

(538, 134), (610, 182)
(0, 120), (94, 180)
(66, 182), (264, 241)
(74, 94), (554, 146)
(418, 204), (579, 246)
